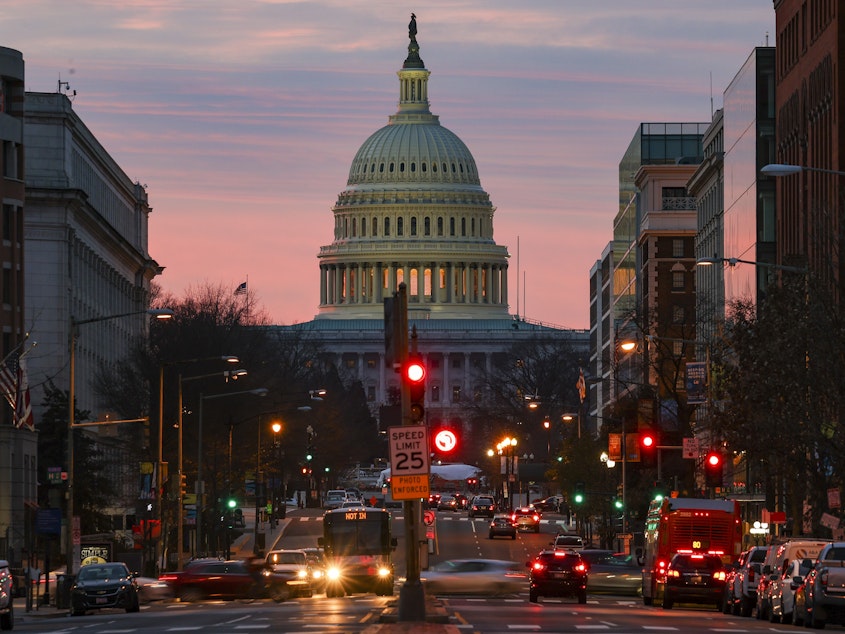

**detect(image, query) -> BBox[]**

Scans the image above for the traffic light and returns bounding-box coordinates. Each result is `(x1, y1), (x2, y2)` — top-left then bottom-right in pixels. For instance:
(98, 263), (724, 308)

(403, 355), (426, 421)
(226, 493), (237, 511)
(179, 474), (187, 497)
(305, 450), (313, 462)
(705, 451), (723, 488)
(613, 497), (623, 510)
(639, 429), (658, 466)
(652, 480), (668, 501)
(573, 482), (585, 505)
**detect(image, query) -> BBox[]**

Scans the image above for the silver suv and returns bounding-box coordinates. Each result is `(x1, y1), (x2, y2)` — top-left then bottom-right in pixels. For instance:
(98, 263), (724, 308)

(727, 545), (769, 616)
(0, 560), (11, 630)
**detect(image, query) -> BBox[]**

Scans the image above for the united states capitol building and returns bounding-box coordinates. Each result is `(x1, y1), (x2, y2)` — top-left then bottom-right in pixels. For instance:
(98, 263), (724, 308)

(280, 21), (587, 438)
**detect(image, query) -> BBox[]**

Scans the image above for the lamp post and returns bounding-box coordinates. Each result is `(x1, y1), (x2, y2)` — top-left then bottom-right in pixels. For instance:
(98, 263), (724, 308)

(496, 437), (518, 511)
(188, 384), (267, 568)
(156, 356), (238, 573)
(67, 307), (173, 576)
(761, 163), (845, 178)
(614, 338), (637, 535)
(542, 417), (551, 459)
(272, 422), (282, 520)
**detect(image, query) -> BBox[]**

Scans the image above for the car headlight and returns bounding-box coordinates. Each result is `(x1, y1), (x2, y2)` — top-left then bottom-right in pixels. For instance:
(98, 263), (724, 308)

(377, 567), (391, 578)
(327, 567), (341, 581)
(311, 569), (324, 580)
(297, 569), (308, 579)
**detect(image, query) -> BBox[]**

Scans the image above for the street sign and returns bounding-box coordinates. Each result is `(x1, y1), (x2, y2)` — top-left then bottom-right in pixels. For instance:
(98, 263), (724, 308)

(682, 437), (699, 459)
(423, 510), (436, 526)
(388, 425), (430, 477)
(391, 474), (430, 501)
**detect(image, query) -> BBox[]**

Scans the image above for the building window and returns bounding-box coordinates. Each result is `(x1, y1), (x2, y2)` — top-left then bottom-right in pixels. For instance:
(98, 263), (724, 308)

(672, 238), (684, 258)
(451, 356), (462, 369)
(672, 271), (685, 291)
(384, 217), (390, 236)
(452, 385), (461, 402)
(366, 358), (377, 369)
(450, 218), (456, 236)
(437, 217), (443, 236)
(397, 217), (404, 236)
(410, 217), (417, 236)
(345, 358), (356, 369)
(367, 385), (376, 402)
(424, 217), (431, 236)
(431, 385), (440, 402)
(672, 305), (685, 323)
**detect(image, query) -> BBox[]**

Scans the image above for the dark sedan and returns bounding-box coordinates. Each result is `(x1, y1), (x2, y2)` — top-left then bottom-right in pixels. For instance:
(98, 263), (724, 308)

(70, 562), (140, 616)
(527, 549), (588, 603)
(662, 553), (727, 610)
(488, 515), (517, 540)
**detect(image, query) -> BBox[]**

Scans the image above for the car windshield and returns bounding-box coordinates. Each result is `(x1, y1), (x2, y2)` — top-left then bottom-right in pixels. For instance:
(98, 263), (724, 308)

(673, 555), (721, 569)
(78, 564), (127, 581)
(268, 552), (305, 565)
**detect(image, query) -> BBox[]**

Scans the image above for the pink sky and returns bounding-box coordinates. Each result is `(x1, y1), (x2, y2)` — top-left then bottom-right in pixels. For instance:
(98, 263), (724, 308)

(4, 1), (775, 329)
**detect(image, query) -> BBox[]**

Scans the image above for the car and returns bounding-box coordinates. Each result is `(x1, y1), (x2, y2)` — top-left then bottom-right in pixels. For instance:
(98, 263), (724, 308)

(579, 549), (642, 596)
(725, 545), (769, 616)
(300, 547), (327, 593)
(755, 538), (830, 620)
(661, 552), (727, 610)
(265, 549), (313, 597)
(511, 507), (541, 532)
(422, 559), (526, 596)
(159, 559), (290, 602)
(136, 575), (174, 603)
(792, 571), (810, 626)
(531, 496), (563, 513)
(468, 496), (496, 518)
(769, 556), (814, 624)
(70, 562), (140, 616)
(453, 493), (469, 510)
(323, 490), (349, 509)
(339, 500), (366, 508)
(0, 561), (12, 629)
(428, 494), (442, 509)
(552, 534), (585, 551)
(437, 495), (459, 511)
(527, 549), (588, 604)
(488, 515), (517, 540)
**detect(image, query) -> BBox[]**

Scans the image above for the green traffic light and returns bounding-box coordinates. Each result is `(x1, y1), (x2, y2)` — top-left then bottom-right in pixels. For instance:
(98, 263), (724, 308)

(574, 493), (584, 504)
(227, 498), (237, 509)
(614, 498), (623, 510)
(306, 453), (313, 461)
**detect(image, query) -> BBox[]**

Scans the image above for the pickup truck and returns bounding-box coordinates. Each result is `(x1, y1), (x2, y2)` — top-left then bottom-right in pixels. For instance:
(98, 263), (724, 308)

(799, 541), (845, 628)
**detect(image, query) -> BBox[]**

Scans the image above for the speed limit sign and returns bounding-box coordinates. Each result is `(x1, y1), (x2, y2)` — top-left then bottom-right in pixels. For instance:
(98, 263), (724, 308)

(388, 425), (430, 476)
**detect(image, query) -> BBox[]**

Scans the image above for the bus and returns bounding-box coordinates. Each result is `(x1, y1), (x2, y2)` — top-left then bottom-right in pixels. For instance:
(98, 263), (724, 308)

(318, 506), (397, 597)
(641, 497), (742, 605)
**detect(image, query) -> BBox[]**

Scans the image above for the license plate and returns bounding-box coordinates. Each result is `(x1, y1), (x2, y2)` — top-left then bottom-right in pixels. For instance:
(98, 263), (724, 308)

(96, 597), (108, 604)
(552, 572), (570, 579)
(689, 575), (702, 584)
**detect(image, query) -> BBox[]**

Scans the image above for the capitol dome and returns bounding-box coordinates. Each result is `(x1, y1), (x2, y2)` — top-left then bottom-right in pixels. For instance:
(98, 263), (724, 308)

(316, 20), (510, 320)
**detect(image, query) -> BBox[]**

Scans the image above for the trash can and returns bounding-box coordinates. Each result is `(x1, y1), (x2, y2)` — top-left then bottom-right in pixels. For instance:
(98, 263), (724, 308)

(55, 574), (75, 610)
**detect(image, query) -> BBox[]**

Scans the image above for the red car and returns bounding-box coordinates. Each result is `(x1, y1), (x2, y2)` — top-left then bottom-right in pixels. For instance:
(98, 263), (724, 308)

(160, 559), (290, 602)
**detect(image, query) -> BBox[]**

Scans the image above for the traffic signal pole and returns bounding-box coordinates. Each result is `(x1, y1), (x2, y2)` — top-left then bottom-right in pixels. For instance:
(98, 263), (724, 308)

(389, 284), (426, 622)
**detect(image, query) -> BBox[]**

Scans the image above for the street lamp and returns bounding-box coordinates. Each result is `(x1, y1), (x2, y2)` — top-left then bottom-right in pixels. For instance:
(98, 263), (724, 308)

(696, 255), (807, 274)
(189, 384), (268, 567)
(761, 163), (845, 178)
(496, 437), (518, 511)
(67, 307), (173, 576)
(561, 413), (581, 439)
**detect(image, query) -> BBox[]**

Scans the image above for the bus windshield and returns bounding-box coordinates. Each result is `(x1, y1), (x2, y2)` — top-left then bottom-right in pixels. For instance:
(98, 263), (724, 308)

(325, 510), (390, 556)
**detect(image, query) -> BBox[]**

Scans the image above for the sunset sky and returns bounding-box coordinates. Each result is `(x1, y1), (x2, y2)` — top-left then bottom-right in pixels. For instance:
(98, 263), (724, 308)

(4, 1), (775, 330)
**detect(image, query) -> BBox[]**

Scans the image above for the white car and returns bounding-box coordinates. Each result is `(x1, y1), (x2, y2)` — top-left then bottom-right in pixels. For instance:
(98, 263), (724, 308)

(323, 490), (348, 509)
(769, 557), (814, 624)
(265, 549), (312, 598)
(422, 559), (526, 596)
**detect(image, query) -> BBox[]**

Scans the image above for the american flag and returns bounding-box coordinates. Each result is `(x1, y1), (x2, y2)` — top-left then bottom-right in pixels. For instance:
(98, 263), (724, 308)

(234, 281), (247, 295)
(576, 367), (587, 403)
(0, 354), (34, 430)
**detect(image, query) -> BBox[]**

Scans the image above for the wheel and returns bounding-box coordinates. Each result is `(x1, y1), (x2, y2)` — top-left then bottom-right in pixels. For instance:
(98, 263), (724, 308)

(126, 592), (140, 613)
(784, 611), (794, 625)
(722, 595), (732, 614)
(813, 616), (826, 629)
(578, 590), (587, 604)
(70, 608), (84, 616)
(770, 603), (781, 623)
(662, 591), (673, 610)
(794, 609), (805, 626)
(179, 586), (204, 602)
(0, 603), (12, 630)
(529, 589), (539, 603)
(740, 596), (753, 617)
(534, 526), (540, 533)
(271, 585), (290, 602)
(488, 533), (494, 539)
(511, 534), (516, 540)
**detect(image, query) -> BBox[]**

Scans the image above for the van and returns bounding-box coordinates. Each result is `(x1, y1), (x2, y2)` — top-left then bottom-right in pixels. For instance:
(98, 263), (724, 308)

(552, 534), (585, 551)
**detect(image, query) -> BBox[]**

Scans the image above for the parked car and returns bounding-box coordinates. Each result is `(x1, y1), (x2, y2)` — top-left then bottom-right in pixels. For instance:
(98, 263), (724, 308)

(790, 541), (845, 628)
(437, 495), (459, 511)
(265, 549), (313, 598)
(579, 550), (641, 596)
(70, 562), (140, 616)
(0, 561), (13, 630)
(527, 549), (588, 604)
(511, 507), (541, 533)
(468, 496), (497, 518)
(160, 559), (290, 602)
(769, 556), (814, 624)
(661, 553), (727, 610)
(422, 559), (525, 596)
(488, 515), (517, 540)
(552, 534), (585, 551)
(725, 545), (769, 616)
(756, 538), (830, 620)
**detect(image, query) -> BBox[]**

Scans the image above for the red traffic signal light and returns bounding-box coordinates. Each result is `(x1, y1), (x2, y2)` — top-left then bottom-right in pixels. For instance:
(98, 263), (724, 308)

(403, 355), (426, 421)
(704, 451), (723, 487)
(640, 433), (656, 449)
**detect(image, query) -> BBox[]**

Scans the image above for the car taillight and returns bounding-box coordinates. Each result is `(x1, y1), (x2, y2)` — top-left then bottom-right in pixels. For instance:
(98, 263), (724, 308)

(158, 574), (178, 582)
(574, 563), (587, 573)
(667, 569), (680, 578)
(714, 570), (727, 582)
(511, 514), (517, 521)
(821, 570), (829, 588)
(533, 515), (540, 522)
(532, 562), (546, 572)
